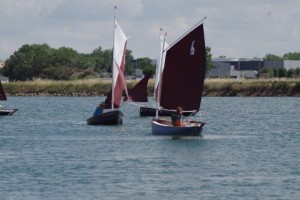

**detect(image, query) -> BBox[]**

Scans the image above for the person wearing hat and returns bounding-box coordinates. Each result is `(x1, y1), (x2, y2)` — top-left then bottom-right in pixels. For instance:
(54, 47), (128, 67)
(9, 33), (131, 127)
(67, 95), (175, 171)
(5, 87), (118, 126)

(93, 102), (106, 117)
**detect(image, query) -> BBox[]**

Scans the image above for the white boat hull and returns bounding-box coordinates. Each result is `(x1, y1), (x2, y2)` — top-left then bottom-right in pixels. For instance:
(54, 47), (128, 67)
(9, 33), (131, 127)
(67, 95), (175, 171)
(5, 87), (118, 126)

(151, 118), (205, 136)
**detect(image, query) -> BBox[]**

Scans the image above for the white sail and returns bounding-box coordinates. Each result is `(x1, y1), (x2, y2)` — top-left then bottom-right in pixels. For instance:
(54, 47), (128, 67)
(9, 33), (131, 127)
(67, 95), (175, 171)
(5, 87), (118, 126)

(154, 34), (168, 104)
(112, 19), (128, 108)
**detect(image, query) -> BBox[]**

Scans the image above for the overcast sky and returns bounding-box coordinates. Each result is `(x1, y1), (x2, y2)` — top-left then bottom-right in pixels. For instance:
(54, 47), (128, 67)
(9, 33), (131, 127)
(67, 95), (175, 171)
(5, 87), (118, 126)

(0, 0), (299, 61)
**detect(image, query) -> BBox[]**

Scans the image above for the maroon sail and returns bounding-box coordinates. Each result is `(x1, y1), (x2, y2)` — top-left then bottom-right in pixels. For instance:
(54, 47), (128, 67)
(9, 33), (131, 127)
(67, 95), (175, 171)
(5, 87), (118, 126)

(125, 74), (150, 102)
(104, 89), (119, 109)
(159, 23), (206, 111)
(0, 80), (7, 101)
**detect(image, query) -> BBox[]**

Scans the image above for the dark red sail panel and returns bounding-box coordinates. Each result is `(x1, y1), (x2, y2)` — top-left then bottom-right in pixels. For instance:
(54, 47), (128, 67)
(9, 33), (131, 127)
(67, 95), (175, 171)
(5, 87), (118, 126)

(0, 80), (7, 101)
(104, 89), (119, 109)
(125, 74), (150, 102)
(160, 23), (206, 111)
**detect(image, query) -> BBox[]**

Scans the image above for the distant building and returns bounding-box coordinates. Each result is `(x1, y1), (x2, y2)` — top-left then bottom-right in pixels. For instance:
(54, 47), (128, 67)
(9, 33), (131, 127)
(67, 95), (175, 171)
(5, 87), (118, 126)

(134, 69), (143, 78)
(0, 75), (9, 82)
(263, 61), (284, 69)
(207, 61), (231, 78)
(283, 60), (300, 70)
(230, 66), (258, 79)
(209, 59), (260, 79)
(263, 60), (300, 70)
(209, 58), (300, 79)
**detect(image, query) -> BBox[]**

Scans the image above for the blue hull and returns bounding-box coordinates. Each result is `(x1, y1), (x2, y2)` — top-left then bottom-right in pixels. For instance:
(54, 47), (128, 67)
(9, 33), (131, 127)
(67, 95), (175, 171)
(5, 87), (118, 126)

(151, 119), (205, 136)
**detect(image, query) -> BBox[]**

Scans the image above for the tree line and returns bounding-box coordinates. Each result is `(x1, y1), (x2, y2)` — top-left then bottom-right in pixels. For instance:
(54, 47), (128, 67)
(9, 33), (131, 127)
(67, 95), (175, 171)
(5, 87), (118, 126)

(0, 43), (213, 81)
(263, 52), (300, 61)
(0, 44), (157, 81)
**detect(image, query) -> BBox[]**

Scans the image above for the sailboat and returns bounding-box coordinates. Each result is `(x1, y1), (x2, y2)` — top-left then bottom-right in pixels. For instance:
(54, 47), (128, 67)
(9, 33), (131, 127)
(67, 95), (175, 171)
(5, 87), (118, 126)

(151, 19), (207, 136)
(87, 18), (129, 125)
(137, 34), (196, 117)
(0, 80), (18, 115)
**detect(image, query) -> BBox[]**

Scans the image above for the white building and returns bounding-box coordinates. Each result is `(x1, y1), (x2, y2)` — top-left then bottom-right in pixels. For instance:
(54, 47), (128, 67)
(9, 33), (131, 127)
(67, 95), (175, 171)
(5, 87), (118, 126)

(230, 66), (258, 79)
(283, 60), (300, 70)
(0, 75), (9, 82)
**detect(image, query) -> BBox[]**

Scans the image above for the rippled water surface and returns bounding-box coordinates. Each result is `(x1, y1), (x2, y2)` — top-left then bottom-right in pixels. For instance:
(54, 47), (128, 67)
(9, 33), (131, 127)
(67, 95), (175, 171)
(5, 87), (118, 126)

(1, 97), (299, 199)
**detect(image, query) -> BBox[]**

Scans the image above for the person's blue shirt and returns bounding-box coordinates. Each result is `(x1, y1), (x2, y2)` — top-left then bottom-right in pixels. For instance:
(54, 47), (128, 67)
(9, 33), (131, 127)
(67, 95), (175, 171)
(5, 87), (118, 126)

(93, 106), (103, 117)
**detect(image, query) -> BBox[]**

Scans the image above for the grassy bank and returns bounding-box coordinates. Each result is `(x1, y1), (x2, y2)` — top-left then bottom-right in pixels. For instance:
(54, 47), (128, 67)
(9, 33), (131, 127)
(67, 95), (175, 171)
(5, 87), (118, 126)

(204, 79), (300, 96)
(3, 78), (300, 97)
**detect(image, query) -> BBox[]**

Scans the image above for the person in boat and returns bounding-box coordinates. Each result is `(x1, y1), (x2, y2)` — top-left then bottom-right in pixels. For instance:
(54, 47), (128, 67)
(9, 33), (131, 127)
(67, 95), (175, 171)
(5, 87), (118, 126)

(171, 106), (186, 126)
(93, 102), (106, 117)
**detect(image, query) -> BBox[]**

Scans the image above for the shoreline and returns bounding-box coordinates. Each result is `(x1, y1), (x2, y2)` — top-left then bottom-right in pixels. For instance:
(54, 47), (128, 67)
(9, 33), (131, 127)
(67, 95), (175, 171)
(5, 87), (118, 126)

(3, 78), (300, 97)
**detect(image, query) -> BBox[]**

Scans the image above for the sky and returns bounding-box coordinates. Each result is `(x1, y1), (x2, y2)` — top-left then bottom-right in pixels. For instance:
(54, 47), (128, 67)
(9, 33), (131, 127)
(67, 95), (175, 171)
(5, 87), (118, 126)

(0, 0), (299, 61)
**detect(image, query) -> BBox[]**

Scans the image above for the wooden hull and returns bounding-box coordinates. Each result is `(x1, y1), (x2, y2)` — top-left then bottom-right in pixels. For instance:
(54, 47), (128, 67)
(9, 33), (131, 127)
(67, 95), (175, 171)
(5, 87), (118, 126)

(87, 110), (123, 125)
(151, 118), (205, 136)
(0, 109), (18, 116)
(140, 106), (195, 117)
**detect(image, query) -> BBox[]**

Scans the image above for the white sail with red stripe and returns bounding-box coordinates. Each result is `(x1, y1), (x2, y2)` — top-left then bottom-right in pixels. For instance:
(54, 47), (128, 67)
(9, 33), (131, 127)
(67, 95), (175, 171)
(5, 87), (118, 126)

(111, 19), (129, 109)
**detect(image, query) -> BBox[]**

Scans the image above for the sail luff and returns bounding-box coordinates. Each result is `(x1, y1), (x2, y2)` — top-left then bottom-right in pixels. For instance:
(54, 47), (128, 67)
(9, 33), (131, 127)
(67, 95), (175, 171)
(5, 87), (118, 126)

(156, 36), (167, 109)
(0, 80), (7, 101)
(154, 34), (168, 103)
(154, 34), (163, 102)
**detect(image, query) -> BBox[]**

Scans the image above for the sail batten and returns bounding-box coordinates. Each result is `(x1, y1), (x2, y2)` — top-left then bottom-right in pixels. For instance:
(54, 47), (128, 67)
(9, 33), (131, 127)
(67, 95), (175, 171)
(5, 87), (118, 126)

(159, 23), (206, 111)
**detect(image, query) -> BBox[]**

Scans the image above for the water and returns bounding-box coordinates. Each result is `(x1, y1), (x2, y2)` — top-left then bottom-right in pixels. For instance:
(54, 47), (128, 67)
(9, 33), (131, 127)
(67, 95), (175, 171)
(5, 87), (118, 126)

(0, 97), (299, 200)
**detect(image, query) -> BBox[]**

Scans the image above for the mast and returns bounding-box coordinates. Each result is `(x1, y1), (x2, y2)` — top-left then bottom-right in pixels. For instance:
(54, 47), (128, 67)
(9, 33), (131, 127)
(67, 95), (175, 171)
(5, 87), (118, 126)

(111, 15), (116, 110)
(153, 29), (163, 105)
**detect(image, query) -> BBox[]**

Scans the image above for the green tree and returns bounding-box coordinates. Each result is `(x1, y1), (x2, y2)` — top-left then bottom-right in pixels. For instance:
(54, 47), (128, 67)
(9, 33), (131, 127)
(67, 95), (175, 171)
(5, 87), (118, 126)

(263, 54), (283, 61)
(278, 68), (287, 78)
(206, 46), (213, 73)
(52, 46), (78, 67)
(101, 49), (113, 73)
(283, 52), (300, 60)
(286, 69), (296, 78)
(125, 49), (134, 75)
(90, 47), (105, 71)
(3, 44), (51, 80)
(135, 57), (155, 76)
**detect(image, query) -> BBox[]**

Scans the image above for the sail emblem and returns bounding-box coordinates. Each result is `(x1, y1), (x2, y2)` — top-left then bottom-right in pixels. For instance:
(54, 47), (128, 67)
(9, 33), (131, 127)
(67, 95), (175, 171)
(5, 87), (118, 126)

(190, 41), (196, 55)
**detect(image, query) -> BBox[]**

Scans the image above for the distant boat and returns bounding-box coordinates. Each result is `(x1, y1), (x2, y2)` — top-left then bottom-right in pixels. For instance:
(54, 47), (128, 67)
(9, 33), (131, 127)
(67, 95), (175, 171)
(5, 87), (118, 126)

(0, 80), (18, 116)
(87, 18), (128, 125)
(125, 74), (151, 103)
(151, 18), (207, 136)
(123, 74), (191, 117)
